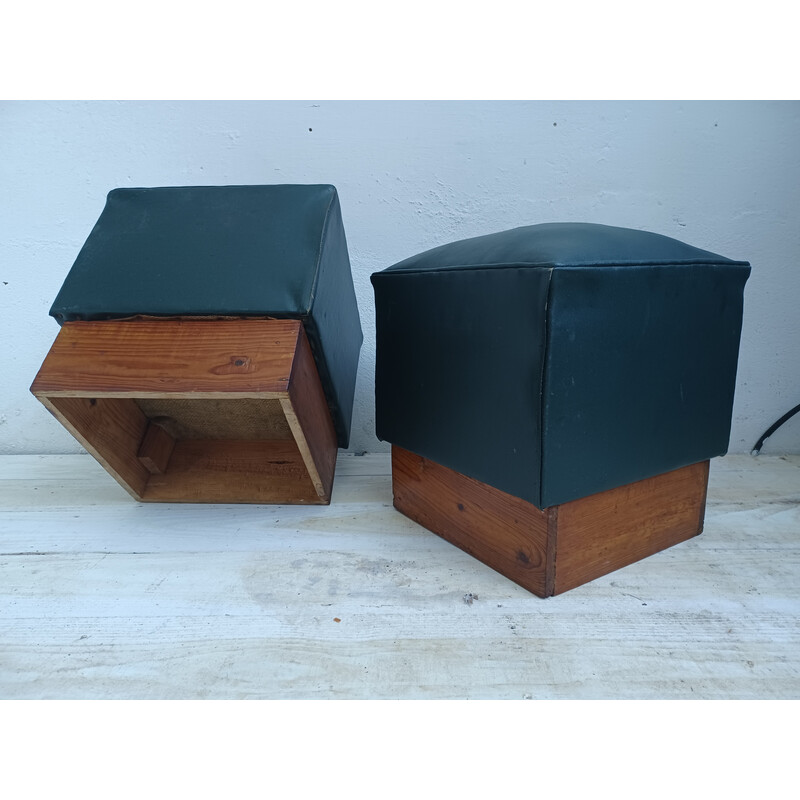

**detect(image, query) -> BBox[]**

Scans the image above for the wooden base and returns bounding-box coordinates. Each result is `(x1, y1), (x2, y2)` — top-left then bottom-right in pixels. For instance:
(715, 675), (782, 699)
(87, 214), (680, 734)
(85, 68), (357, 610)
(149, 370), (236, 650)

(31, 319), (338, 504)
(391, 446), (709, 596)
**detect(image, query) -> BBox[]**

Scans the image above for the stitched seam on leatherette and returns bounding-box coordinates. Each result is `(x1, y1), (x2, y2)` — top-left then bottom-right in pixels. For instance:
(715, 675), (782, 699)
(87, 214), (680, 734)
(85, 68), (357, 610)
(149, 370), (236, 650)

(308, 188), (336, 311)
(379, 259), (750, 276)
(538, 267), (555, 509)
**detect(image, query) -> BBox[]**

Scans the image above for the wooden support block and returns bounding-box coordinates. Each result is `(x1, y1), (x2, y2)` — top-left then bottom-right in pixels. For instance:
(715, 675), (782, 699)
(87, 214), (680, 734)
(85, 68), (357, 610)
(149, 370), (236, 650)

(31, 319), (338, 504)
(391, 445), (709, 597)
(137, 420), (176, 475)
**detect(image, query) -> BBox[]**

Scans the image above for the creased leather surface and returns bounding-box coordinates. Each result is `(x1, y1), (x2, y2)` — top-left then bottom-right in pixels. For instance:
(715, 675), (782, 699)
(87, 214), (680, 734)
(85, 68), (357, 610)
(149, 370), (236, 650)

(384, 222), (750, 273)
(49, 185), (363, 447)
(540, 263), (749, 506)
(373, 267), (551, 504)
(372, 222), (750, 508)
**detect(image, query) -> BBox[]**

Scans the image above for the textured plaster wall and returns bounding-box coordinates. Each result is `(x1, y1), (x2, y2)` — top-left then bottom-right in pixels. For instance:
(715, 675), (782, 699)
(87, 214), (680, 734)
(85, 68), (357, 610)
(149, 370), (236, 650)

(2, 101), (799, 455)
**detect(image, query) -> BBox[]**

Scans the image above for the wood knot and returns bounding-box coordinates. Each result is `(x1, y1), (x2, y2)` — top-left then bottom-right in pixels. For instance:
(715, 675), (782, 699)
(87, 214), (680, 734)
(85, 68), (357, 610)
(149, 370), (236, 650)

(210, 356), (254, 375)
(515, 549), (543, 568)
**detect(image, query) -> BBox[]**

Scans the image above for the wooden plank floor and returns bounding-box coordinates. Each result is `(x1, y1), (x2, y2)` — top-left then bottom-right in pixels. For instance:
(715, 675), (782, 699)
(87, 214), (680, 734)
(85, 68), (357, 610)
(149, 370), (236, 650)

(1, 453), (798, 699)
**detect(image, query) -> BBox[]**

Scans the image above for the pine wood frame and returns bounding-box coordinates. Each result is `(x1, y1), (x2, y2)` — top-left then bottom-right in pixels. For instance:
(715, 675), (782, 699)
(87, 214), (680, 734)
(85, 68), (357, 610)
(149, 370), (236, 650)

(31, 319), (338, 504)
(391, 445), (710, 596)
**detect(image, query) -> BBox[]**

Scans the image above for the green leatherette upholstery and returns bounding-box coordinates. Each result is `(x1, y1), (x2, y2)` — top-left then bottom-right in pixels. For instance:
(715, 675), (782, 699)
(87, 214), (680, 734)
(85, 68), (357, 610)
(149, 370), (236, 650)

(50, 185), (363, 448)
(372, 223), (750, 508)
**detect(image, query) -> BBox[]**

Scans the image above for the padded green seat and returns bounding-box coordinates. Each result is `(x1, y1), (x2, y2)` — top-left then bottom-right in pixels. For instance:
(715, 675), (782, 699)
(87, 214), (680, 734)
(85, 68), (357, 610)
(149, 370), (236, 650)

(372, 222), (750, 508)
(50, 184), (363, 447)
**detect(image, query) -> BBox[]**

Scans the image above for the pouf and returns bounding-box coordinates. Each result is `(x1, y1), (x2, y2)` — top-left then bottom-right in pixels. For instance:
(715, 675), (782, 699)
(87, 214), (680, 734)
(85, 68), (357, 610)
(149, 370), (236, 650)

(31, 184), (363, 504)
(371, 222), (750, 595)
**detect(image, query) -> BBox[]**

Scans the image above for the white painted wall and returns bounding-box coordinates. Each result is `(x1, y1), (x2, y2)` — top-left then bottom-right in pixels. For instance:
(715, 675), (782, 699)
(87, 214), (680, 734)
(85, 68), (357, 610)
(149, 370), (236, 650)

(2, 101), (799, 455)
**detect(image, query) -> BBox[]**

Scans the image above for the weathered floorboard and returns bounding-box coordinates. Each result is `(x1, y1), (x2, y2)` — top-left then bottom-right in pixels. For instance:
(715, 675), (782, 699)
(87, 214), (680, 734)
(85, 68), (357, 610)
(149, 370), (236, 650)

(1, 453), (798, 699)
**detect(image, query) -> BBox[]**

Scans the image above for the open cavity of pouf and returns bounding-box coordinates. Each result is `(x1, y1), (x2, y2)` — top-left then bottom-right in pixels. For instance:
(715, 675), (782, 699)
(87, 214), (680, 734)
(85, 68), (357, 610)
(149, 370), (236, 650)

(32, 185), (362, 504)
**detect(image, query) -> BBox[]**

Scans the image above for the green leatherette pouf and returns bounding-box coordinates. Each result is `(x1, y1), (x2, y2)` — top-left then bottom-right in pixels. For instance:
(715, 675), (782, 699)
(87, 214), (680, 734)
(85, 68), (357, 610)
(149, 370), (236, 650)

(371, 222), (750, 509)
(50, 184), (363, 448)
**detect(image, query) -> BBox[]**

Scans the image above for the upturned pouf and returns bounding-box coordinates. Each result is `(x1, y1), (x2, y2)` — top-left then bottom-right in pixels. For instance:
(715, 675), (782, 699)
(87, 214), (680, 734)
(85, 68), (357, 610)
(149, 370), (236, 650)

(31, 184), (363, 504)
(371, 222), (750, 596)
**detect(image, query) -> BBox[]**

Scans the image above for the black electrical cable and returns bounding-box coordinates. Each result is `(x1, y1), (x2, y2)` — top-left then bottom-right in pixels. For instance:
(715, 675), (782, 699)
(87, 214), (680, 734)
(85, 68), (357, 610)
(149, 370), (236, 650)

(751, 402), (800, 455)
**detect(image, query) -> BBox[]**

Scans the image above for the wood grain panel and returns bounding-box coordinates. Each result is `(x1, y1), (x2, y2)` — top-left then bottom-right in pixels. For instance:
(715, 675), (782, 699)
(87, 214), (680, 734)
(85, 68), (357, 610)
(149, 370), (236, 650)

(41, 396), (150, 499)
(281, 325), (338, 501)
(142, 440), (322, 503)
(30, 319), (299, 397)
(391, 446), (553, 597)
(554, 460), (709, 594)
(391, 447), (709, 597)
